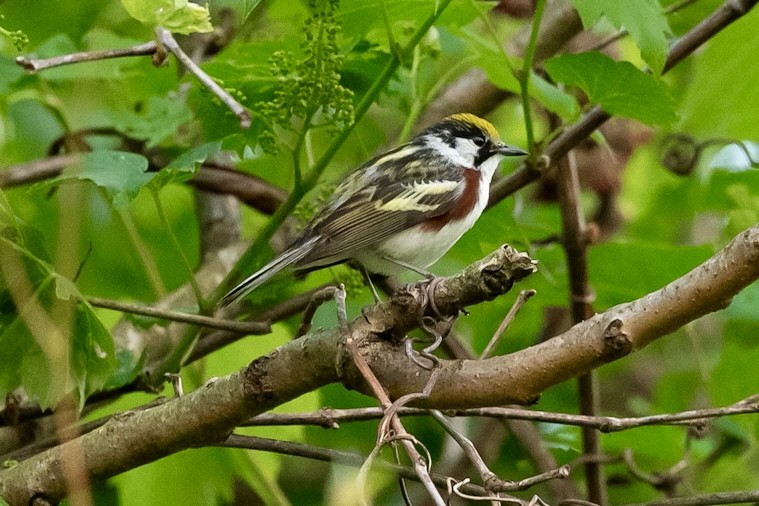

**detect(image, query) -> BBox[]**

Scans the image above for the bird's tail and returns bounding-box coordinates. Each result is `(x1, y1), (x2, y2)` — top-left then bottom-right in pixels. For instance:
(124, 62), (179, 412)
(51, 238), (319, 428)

(219, 238), (317, 307)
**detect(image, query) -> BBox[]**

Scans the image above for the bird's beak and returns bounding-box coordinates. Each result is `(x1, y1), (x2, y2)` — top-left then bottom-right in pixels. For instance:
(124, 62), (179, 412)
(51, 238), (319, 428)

(495, 144), (529, 157)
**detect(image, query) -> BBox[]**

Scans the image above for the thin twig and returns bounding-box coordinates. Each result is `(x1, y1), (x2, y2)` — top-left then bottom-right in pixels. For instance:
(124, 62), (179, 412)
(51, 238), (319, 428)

(154, 27), (251, 128)
(240, 395), (759, 432)
(0, 153), (288, 216)
(431, 410), (569, 495)
(218, 433), (491, 497)
(0, 154), (83, 187)
(480, 289), (536, 359)
(429, 410), (500, 496)
(87, 296), (270, 334)
(15, 41), (158, 72)
(186, 285), (333, 364)
(338, 285), (445, 505)
(447, 478), (533, 504)
(296, 286), (338, 337)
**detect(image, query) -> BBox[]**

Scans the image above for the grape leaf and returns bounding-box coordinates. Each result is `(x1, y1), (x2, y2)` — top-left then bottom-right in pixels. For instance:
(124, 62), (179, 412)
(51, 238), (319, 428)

(120, 0), (213, 34)
(572, 0), (671, 75)
(148, 141), (222, 189)
(0, 215), (115, 409)
(545, 51), (677, 126)
(114, 95), (193, 148)
(78, 150), (153, 208)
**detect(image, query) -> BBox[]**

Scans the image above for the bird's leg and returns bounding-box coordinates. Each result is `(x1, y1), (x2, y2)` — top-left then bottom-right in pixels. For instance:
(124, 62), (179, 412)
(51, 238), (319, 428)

(381, 255), (435, 279)
(381, 255), (447, 319)
(360, 266), (382, 303)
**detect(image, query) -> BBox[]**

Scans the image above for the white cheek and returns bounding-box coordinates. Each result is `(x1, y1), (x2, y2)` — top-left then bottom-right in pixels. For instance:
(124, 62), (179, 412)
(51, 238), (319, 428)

(454, 138), (479, 166)
(423, 135), (471, 166)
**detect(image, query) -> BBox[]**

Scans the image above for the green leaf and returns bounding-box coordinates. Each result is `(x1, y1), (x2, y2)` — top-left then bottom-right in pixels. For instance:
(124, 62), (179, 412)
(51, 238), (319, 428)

(211, 0), (263, 22)
(529, 72), (581, 121)
(679, 10), (759, 139)
(571, 0), (671, 75)
(120, 0), (213, 34)
(0, 210), (115, 409)
(340, 0), (488, 45)
(545, 52), (677, 126)
(148, 141), (221, 189)
(78, 150), (153, 208)
(0, 55), (25, 94)
(450, 27), (579, 120)
(114, 95), (193, 148)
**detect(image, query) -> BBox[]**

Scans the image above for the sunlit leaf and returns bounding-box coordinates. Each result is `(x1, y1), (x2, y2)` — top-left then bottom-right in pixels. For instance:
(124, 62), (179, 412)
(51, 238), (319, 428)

(545, 51), (677, 125)
(572, 0), (671, 75)
(120, 0), (213, 34)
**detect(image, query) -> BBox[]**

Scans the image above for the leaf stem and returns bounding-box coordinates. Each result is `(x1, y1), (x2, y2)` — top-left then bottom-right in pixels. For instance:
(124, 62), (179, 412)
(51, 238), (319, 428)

(520, 0), (546, 154)
(116, 207), (166, 299)
(149, 187), (206, 309)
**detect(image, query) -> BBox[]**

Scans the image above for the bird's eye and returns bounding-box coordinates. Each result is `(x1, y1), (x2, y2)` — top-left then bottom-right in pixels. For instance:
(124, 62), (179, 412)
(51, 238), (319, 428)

(472, 136), (486, 147)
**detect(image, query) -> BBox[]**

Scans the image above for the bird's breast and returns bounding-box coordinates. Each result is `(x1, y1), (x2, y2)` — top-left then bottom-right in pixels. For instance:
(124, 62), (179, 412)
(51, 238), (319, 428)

(420, 167), (482, 232)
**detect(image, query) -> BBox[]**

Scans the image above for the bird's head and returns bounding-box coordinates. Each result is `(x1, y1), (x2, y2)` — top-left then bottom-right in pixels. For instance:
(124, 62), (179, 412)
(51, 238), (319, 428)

(418, 113), (528, 170)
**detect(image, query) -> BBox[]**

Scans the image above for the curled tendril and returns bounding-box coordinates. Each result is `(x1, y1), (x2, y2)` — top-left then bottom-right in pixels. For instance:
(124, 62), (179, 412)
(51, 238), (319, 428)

(661, 133), (701, 176)
(662, 134), (759, 176)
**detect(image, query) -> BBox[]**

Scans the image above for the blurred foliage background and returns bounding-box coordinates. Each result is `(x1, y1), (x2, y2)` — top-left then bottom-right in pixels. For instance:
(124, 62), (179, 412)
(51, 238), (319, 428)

(1, 0), (759, 504)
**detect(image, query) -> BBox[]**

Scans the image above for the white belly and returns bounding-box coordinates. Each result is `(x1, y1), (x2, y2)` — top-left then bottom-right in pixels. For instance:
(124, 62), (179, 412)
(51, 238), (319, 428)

(354, 177), (489, 275)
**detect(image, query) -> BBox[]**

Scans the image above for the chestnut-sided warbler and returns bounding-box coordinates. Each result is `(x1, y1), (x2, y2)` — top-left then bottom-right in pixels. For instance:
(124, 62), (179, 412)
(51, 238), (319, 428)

(221, 113), (527, 306)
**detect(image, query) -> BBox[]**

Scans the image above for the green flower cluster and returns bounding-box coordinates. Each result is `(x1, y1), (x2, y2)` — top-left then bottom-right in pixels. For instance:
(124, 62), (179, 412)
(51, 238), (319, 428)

(259, 0), (354, 151)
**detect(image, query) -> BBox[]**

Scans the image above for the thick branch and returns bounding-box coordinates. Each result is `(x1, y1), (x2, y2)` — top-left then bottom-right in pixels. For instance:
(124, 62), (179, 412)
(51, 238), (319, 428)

(0, 245), (535, 503)
(2, 226), (758, 503)
(360, 225), (759, 407)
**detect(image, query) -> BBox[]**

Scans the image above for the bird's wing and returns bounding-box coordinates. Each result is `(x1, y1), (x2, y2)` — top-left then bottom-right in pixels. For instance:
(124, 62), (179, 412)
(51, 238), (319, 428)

(297, 163), (468, 266)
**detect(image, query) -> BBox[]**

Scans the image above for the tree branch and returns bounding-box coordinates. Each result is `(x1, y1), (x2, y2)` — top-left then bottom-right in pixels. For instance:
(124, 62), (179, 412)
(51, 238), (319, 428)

(488, 0), (759, 206)
(2, 224), (759, 502)
(15, 42), (158, 71)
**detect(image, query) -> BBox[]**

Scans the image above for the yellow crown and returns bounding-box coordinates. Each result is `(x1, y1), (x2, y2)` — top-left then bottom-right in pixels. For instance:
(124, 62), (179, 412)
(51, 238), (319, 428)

(447, 113), (501, 141)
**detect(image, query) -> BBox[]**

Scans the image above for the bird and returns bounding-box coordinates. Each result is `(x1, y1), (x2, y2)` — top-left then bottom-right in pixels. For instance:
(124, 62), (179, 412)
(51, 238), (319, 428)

(220, 113), (528, 307)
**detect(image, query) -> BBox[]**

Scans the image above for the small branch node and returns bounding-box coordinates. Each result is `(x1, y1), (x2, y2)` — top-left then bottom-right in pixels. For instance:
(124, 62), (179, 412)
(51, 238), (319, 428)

(602, 318), (632, 358)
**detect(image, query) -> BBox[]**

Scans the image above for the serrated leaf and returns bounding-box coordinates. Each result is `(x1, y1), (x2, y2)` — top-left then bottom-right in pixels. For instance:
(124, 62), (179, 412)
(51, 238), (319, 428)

(148, 141), (222, 189)
(78, 150), (153, 208)
(450, 27), (579, 120)
(545, 52), (677, 126)
(572, 0), (671, 75)
(114, 95), (193, 148)
(120, 0), (213, 34)
(0, 226), (115, 409)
